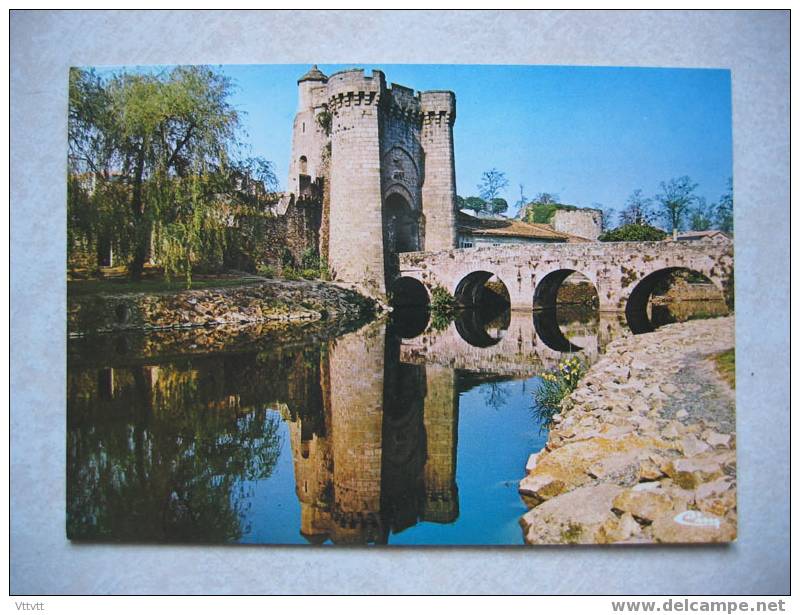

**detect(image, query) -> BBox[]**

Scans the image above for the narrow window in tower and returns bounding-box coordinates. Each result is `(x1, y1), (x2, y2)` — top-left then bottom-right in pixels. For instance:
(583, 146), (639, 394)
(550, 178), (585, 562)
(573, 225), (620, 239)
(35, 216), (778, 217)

(302, 121), (305, 133)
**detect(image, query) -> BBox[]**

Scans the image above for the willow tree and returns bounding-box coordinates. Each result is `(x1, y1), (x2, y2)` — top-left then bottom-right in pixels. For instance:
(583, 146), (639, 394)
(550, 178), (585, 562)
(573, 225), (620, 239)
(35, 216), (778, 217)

(68, 65), (269, 282)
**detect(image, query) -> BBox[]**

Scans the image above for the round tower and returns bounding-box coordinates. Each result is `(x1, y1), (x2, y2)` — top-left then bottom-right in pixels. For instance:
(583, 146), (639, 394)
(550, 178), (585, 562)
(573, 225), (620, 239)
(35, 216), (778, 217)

(420, 91), (458, 252)
(287, 65), (329, 196)
(326, 69), (388, 295)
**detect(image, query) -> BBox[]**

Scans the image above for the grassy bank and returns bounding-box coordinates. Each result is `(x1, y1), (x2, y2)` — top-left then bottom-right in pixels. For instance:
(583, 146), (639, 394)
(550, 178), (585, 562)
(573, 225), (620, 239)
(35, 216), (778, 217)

(714, 348), (735, 389)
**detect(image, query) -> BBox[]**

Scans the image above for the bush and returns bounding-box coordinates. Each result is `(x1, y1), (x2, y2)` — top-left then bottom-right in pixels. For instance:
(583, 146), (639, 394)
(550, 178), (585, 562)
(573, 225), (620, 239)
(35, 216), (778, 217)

(533, 356), (585, 427)
(257, 264), (275, 278)
(429, 311), (453, 332)
(520, 202), (577, 224)
(282, 267), (301, 281)
(301, 247), (320, 270)
(428, 286), (456, 331)
(430, 286), (455, 314)
(281, 247), (296, 269)
(284, 248), (330, 281)
(599, 223), (667, 242)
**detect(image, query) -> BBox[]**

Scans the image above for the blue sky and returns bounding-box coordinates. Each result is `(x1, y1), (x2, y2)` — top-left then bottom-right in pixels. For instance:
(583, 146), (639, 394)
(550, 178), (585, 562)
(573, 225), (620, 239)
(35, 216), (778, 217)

(100, 63), (732, 221)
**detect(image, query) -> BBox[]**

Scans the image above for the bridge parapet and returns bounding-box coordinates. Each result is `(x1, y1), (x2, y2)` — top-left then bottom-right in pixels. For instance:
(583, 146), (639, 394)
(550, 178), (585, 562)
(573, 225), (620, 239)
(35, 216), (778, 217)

(396, 241), (733, 315)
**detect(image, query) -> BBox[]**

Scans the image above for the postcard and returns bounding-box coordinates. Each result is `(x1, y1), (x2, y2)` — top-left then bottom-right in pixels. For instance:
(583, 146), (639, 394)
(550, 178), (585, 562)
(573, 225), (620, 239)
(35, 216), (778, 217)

(66, 63), (735, 545)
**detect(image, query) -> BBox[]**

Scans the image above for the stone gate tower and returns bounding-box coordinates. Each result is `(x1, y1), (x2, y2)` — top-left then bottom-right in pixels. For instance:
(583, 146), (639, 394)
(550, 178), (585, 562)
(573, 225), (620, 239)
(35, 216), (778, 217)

(286, 66), (458, 296)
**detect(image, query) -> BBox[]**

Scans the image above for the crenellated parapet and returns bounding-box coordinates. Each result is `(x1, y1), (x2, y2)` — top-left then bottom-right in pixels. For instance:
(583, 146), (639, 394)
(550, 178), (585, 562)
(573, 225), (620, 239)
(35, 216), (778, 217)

(326, 68), (385, 114)
(286, 66), (459, 295)
(384, 83), (424, 124)
(420, 90), (456, 126)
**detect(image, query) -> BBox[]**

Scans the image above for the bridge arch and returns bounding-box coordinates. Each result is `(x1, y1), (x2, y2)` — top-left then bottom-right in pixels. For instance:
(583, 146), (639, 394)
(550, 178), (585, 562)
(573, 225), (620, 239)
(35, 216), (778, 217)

(454, 271), (510, 308)
(625, 266), (727, 334)
(533, 268), (598, 311)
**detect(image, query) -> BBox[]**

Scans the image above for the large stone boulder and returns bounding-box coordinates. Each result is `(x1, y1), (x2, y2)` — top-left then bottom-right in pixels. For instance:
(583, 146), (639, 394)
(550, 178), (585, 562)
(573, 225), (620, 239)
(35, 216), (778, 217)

(520, 484), (624, 545)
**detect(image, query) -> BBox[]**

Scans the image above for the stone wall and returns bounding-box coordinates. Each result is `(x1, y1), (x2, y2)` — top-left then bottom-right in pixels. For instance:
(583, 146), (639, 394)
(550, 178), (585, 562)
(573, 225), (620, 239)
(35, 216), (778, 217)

(552, 209), (603, 240)
(227, 195), (322, 273)
(518, 316), (736, 544)
(67, 279), (376, 336)
(286, 67), (458, 297)
(419, 91), (458, 253)
(327, 70), (387, 296)
(397, 240), (734, 314)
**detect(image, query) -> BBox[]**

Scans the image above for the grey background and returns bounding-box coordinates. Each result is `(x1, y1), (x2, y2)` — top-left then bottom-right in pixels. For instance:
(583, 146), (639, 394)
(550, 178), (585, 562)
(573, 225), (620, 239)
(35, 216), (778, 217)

(10, 10), (790, 595)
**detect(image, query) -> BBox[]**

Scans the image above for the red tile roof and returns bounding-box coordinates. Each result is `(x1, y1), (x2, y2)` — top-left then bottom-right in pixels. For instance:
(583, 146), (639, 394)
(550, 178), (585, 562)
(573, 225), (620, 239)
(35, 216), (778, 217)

(457, 211), (589, 242)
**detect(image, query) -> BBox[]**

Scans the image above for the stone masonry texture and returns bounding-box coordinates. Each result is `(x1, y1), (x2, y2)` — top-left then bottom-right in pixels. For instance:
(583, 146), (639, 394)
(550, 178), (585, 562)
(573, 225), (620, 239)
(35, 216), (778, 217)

(284, 67), (458, 297)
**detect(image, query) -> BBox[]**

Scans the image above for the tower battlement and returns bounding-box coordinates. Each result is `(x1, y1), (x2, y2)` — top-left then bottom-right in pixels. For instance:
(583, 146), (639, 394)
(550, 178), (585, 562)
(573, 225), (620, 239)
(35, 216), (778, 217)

(326, 68), (385, 100)
(420, 90), (456, 124)
(286, 66), (459, 296)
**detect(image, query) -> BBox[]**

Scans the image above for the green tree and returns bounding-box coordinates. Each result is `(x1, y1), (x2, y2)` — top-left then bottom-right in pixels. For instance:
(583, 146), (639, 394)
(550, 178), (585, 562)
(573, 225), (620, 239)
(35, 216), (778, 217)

(462, 196), (488, 214)
(488, 197), (508, 215)
(655, 176), (699, 239)
(599, 223), (667, 242)
(68, 66), (270, 283)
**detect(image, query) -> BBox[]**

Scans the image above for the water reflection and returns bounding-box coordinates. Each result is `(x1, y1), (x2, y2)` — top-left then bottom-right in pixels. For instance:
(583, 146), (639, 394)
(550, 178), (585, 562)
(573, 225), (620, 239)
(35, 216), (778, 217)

(399, 305), (625, 377)
(67, 299), (722, 545)
(648, 299), (730, 329)
(67, 361), (285, 542)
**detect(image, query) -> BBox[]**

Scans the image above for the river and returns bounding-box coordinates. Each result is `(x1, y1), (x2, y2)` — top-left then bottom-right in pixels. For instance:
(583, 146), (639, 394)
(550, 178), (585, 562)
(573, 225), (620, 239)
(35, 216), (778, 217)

(66, 299), (727, 545)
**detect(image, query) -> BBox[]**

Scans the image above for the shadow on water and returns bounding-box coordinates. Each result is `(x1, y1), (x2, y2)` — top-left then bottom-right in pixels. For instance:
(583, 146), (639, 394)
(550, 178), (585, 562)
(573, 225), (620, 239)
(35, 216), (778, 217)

(387, 306), (430, 339)
(532, 306), (598, 352)
(453, 303), (511, 348)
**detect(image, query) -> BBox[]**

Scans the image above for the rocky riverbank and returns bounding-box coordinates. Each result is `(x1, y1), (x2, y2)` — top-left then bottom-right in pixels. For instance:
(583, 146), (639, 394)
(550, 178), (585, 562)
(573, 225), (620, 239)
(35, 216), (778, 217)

(519, 316), (736, 544)
(68, 278), (379, 337)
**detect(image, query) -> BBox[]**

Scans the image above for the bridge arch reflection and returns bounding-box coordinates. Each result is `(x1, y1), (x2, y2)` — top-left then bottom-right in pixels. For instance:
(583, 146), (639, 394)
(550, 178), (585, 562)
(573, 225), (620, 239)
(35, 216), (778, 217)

(390, 276), (429, 308)
(397, 307), (622, 375)
(453, 307), (511, 348)
(532, 308), (584, 352)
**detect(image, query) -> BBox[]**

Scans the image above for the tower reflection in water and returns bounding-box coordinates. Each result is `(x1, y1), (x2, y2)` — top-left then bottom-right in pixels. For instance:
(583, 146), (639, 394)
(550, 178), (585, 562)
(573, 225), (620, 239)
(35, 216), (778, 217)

(290, 323), (459, 544)
(67, 306), (612, 545)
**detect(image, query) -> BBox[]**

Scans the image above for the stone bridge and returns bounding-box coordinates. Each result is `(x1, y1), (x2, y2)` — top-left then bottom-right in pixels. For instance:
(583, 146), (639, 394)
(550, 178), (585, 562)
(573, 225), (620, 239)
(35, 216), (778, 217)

(394, 241), (733, 332)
